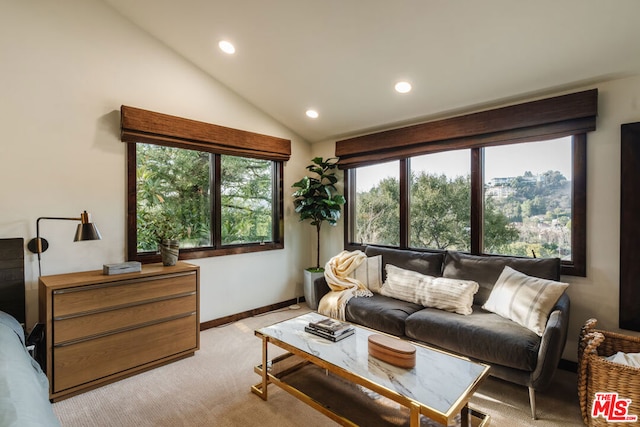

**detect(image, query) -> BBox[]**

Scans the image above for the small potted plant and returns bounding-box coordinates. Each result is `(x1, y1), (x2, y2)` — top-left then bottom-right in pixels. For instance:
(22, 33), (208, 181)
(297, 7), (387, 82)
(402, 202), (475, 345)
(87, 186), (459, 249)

(292, 157), (346, 308)
(152, 216), (183, 266)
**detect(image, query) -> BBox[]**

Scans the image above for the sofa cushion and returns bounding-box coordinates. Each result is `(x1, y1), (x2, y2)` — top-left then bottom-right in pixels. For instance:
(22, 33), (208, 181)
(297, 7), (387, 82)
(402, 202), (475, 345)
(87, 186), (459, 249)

(442, 251), (561, 306)
(364, 246), (444, 281)
(345, 294), (423, 336)
(350, 255), (383, 293)
(405, 306), (541, 371)
(483, 266), (569, 336)
(380, 265), (479, 315)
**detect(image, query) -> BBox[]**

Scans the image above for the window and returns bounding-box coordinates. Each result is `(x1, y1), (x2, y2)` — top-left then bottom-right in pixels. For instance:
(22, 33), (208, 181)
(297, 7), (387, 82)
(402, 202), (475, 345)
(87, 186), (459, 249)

(353, 161), (400, 246)
(410, 150), (471, 251)
(484, 137), (573, 259)
(122, 106), (289, 262)
(220, 155), (274, 245)
(136, 144), (212, 252)
(340, 90), (596, 276)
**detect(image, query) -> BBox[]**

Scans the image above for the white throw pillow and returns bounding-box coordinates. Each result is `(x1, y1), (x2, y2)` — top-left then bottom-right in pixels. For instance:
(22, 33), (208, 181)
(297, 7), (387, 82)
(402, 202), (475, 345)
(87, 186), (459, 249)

(425, 277), (479, 315)
(350, 255), (383, 293)
(380, 264), (479, 315)
(380, 264), (427, 302)
(482, 266), (569, 336)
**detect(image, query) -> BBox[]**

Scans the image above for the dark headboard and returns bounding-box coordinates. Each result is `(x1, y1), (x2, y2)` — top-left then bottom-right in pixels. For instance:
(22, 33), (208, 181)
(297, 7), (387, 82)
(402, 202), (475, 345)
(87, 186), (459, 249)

(0, 238), (25, 326)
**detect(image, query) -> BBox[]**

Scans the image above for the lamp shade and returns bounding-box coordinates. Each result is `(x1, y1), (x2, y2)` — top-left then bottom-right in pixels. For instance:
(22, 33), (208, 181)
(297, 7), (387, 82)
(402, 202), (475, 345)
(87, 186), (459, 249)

(74, 223), (102, 241)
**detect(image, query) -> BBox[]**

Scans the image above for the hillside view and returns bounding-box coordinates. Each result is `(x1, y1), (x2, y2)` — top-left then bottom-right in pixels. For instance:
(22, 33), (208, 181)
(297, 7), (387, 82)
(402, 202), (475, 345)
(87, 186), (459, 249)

(355, 169), (572, 260)
(486, 170), (571, 259)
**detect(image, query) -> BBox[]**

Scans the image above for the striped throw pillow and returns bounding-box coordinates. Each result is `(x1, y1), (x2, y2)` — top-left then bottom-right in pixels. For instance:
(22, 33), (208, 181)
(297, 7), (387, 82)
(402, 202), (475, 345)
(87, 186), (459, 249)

(482, 266), (569, 336)
(380, 264), (479, 315)
(350, 255), (383, 293)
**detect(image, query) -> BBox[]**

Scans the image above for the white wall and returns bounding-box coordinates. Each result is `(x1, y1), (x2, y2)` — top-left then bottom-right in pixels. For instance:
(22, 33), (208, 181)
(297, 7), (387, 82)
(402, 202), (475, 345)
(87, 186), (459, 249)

(0, 0), (313, 327)
(314, 75), (640, 362)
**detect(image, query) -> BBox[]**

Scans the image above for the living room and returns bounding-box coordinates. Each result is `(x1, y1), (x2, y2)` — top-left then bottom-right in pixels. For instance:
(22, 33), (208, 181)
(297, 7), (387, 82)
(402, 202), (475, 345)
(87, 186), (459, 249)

(2, 1), (640, 426)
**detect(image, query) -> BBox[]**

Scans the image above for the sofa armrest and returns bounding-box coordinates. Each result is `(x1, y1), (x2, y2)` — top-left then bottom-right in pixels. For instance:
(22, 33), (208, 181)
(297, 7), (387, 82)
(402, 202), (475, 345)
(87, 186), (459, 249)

(313, 276), (331, 304)
(530, 292), (570, 390)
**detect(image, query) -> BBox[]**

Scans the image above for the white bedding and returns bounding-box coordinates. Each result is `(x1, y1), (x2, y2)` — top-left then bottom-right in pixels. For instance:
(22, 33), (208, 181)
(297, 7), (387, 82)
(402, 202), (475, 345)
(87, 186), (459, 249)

(0, 311), (60, 427)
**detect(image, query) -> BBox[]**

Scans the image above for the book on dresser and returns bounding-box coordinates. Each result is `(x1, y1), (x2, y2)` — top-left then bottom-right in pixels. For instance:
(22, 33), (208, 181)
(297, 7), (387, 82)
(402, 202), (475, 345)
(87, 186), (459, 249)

(305, 318), (355, 342)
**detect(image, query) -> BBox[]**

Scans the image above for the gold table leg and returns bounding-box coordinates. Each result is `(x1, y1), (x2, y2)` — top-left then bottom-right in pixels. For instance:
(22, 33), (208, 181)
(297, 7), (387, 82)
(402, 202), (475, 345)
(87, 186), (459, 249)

(251, 335), (269, 400)
(410, 402), (420, 426)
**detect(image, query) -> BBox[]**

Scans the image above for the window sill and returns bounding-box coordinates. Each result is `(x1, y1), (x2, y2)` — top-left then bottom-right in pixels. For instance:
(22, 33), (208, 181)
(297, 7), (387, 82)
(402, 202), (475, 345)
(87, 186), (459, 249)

(134, 242), (284, 264)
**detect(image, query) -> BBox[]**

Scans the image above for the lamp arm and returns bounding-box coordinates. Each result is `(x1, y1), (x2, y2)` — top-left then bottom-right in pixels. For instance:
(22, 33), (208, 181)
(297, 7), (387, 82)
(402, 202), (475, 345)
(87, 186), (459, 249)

(34, 216), (83, 251)
(33, 216), (83, 277)
(29, 211), (99, 277)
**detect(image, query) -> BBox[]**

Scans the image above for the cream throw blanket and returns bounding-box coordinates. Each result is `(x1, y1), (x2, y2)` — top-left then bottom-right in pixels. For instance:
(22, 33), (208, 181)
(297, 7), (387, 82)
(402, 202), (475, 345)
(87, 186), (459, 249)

(318, 250), (373, 321)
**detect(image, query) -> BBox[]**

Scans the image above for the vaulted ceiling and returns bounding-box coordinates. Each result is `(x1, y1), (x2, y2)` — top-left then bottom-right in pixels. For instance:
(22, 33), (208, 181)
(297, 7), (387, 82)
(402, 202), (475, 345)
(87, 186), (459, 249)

(102, 0), (640, 143)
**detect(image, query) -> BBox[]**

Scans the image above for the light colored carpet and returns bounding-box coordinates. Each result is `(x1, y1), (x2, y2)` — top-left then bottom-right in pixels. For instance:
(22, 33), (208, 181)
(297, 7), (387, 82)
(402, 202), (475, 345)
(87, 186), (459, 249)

(53, 305), (583, 426)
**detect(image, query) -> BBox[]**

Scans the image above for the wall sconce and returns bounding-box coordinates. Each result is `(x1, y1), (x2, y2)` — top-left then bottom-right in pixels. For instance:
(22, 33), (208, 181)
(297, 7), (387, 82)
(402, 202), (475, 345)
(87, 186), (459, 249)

(27, 210), (102, 276)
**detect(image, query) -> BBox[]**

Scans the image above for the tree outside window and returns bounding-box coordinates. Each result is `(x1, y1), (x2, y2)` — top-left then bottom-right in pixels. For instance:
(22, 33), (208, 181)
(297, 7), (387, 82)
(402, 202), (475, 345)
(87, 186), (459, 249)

(347, 136), (581, 274)
(133, 143), (282, 260)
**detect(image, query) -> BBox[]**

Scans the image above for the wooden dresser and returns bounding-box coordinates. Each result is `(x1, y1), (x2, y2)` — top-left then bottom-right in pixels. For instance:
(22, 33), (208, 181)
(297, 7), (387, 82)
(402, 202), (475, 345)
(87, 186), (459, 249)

(39, 262), (199, 401)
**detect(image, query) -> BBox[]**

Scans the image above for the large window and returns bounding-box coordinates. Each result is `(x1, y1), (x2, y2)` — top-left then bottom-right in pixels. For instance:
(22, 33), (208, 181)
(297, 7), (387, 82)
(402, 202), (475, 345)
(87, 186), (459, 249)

(484, 137), (573, 259)
(410, 150), (471, 251)
(136, 144), (212, 252)
(122, 106), (288, 262)
(220, 155), (274, 245)
(340, 90), (597, 276)
(132, 144), (282, 261)
(354, 161), (400, 246)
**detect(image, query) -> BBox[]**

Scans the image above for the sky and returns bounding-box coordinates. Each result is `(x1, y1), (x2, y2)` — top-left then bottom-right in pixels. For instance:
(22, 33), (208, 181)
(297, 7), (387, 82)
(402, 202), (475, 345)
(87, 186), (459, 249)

(356, 136), (572, 191)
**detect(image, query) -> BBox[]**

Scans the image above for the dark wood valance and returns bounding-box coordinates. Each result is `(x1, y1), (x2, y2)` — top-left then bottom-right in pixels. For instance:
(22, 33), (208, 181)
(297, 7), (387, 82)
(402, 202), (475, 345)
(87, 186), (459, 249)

(121, 105), (291, 161)
(336, 89), (598, 168)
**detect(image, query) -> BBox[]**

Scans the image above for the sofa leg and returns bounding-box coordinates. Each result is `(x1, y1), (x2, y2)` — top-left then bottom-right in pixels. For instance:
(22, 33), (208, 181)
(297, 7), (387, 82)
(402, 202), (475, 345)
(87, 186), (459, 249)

(529, 387), (537, 420)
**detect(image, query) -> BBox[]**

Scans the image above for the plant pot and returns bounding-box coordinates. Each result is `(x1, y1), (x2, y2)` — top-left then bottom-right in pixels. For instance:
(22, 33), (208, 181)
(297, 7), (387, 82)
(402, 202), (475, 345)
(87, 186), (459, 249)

(303, 269), (325, 310)
(159, 239), (180, 266)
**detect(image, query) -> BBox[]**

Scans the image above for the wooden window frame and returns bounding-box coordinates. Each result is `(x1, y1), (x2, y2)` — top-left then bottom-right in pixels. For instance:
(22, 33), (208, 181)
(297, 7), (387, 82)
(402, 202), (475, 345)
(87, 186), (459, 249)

(341, 90), (596, 276)
(122, 106), (288, 263)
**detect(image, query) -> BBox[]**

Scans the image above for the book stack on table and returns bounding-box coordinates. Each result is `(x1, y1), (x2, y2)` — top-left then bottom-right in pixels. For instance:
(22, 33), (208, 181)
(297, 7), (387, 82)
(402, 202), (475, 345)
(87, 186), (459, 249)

(305, 318), (355, 342)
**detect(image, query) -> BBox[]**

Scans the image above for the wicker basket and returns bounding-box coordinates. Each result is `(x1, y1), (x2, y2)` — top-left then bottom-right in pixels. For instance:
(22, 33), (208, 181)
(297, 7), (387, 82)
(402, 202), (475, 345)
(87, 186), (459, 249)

(578, 318), (640, 426)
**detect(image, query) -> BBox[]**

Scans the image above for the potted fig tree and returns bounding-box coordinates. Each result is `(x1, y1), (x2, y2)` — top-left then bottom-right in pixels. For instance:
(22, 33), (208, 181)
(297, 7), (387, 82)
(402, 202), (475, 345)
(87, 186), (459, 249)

(292, 157), (346, 308)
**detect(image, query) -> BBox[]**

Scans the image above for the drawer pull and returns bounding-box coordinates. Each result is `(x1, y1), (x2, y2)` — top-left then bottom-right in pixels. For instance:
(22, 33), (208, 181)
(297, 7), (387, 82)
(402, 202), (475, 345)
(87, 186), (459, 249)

(54, 311), (197, 347)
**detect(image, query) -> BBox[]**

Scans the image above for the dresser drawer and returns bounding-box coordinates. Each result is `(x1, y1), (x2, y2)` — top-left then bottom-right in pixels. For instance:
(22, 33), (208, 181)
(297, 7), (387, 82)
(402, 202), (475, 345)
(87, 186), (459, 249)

(53, 293), (196, 345)
(52, 271), (196, 318)
(53, 314), (197, 393)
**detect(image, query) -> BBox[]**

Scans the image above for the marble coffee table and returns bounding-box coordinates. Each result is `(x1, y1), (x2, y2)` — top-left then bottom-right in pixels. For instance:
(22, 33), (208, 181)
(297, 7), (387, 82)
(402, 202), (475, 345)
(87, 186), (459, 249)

(252, 312), (490, 427)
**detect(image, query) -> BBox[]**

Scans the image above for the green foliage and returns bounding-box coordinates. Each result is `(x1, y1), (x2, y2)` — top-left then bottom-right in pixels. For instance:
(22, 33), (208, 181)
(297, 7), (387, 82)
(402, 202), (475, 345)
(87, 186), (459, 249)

(136, 145), (275, 253)
(490, 170), (571, 259)
(354, 166), (571, 260)
(483, 196), (521, 254)
(292, 157), (346, 269)
(137, 144), (210, 252)
(221, 156), (273, 244)
(356, 172), (517, 252)
(409, 173), (473, 251)
(356, 177), (400, 246)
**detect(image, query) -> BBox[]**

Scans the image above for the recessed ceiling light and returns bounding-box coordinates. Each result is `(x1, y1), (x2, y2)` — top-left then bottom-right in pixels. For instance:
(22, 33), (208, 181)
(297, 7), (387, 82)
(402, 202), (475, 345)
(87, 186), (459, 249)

(395, 81), (412, 93)
(218, 40), (236, 55)
(306, 109), (319, 119)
